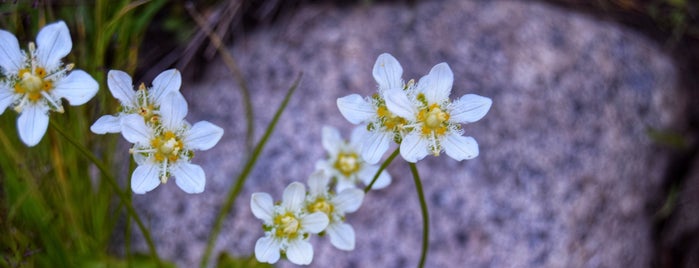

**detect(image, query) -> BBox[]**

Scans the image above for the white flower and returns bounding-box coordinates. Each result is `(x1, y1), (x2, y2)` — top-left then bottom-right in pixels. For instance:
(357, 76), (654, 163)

(251, 182), (329, 265)
(315, 126), (391, 192)
(336, 53), (412, 164)
(384, 62), (492, 162)
(90, 69), (182, 134)
(305, 171), (364, 251)
(0, 21), (98, 146)
(121, 92), (223, 194)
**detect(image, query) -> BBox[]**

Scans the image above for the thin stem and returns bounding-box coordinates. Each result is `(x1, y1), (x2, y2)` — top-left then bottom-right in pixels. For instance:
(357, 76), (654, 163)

(364, 148), (400, 193)
(200, 73), (302, 268)
(48, 121), (162, 266)
(409, 162), (429, 268)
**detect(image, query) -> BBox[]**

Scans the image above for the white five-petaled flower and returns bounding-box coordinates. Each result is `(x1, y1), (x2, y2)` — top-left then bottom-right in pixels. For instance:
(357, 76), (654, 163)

(336, 53), (412, 164)
(315, 126), (391, 192)
(90, 69), (182, 134)
(305, 170), (364, 251)
(251, 182), (329, 265)
(121, 92), (223, 194)
(0, 21), (98, 146)
(384, 62), (492, 163)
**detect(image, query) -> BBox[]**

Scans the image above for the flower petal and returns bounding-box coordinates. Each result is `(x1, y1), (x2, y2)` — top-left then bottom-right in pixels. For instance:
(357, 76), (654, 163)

(184, 121), (223, 151)
(333, 188), (364, 213)
(131, 163), (161, 194)
(160, 92), (188, 130)
(384, 89), (417, 120)
(307, 170), (329, 197)
(250, 193), (275, 222)
(0, 84), (15, 114)
(254, 236), (281, 264)
(107, 70), (135, 106)
(337, 94), (375, 124)
(121, 114), (152, 145)
(326, 222), (356, 251)
(301, 211), (329, 234)
(90, 114), (121, 134)
(349, 125), (368, 149)
(282, 182), (306, 212)
(286, 239), (314, 265)
(321, 125), (342, 155)
(52, 70), (98, 105)
(151, 69), (182, 104)
(450, 94), (492, 123)
(418, 62), (453, 104)
(357, 165), (391, 190)
(399, 132), (430, 163)
(335, 178), (357, 193)
(360, 131), (392, 164)
(0, 29), (23, 74)
(17, 104), (49, 146)
(36, 21), (72, 70)
(172, 162), (206, 194)
(372, 53), (403, 91)
(442, 134), (479, 161)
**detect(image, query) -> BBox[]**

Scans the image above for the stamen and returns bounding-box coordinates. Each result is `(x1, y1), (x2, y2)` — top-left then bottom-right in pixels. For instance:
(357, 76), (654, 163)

(14, 95), (28, 113)
(41, 91), (64, 113)
(160, 159), (168, 184)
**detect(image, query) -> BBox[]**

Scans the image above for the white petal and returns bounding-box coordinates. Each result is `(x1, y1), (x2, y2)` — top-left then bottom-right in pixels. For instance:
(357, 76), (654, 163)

(250, 193), (275, 222)
(321, 125), (342, 155)
(160, 92), (188, 130)
(357, 165), (391, 190)
(90, 114), (121, 134)
(0, 29), (23, 74)
(307, 170), (329, 197)
(36, 21), (72, 70)
(399, 133), (430, 163)
(17, 104), (49, 147)
(0, 85), (15, 114)
(282, 182), (306, 212)
(254, 236), (281, 264)
(172, 162), (206, 194)
(450, 94), (492, 123)
(384, 89), (417, 120)
(326, 223), (355, 251)
(131, 163), (161, 194)
(360, 131), (392, 164)
(418, 62), (453, 104)
(333, 188), (364, 213)
(52, 70), (98, 105)
(301, 212), (329, 234)
(337, 94), (375, 124)
(184, 121), (223, 151)
(151, 69), (182, 104)
(121, 114), (152, 144)
(335, 178), (357, 193)
(442, 134), (479, 161)
(286, 239), (313, 265)
(372, 53), (403, 91)
(107, 70), (135, 106)
(349, 125), (368, 148)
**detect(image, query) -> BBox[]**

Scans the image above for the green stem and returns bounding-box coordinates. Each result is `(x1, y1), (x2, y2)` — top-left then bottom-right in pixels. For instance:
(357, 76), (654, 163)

(364, 148), (399, 193)
(409, 162), (429, 268)
(200, 73), (302, 268)
(48, 121), (161, 265)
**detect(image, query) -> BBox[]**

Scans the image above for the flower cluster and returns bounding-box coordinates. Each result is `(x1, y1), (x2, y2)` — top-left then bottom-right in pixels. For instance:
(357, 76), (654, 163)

(338, 53), (492, 163)
(0, 21), (98, 146)
(92, 70), (224, 194)
(251, 171), (364, 265)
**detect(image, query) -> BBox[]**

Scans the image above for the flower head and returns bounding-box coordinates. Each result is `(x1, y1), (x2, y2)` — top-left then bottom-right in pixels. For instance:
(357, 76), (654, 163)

(251, 182), (329, 265)
(305, 171), (364, 251)
(0, 21), (98, 146)
(315, 126), (391, 192)
(121, 91), (223, 194)
(384, 62), (492, 162)
(90, 69), (182, 134)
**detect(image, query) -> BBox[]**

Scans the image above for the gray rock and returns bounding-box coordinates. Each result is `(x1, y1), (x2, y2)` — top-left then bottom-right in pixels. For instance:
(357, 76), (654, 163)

(129, 0), (686, 267)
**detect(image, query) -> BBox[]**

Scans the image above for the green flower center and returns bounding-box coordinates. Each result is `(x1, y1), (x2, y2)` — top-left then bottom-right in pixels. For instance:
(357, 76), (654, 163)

(274, 213), (301, 239)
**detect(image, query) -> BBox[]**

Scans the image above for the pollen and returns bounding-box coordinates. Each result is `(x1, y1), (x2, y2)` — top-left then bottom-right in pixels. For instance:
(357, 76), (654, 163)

(418, 103), (450, 136)
(14, 67), (54, 103)
(274, 213), (301, 239)
(308, 198), (334, 216)
(150, 131), (185, 163)
(334, 152), (361, 177)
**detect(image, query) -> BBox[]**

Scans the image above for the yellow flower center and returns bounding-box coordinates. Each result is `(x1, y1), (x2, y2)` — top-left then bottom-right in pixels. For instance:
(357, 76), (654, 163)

(274, 213), (301, 239)
(418, 103), (450, 136)
(377, 105), (407, 131)
(14, 68), (53, 102)
(334, 152), (360, 176)
(150, 131), (184, 162)
(308, 198), (334, 216)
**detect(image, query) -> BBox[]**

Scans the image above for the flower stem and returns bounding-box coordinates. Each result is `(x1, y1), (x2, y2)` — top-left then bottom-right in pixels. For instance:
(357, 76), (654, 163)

(48, 121), (162, 266)
(364, 148), (399, 193)
(200, 73), (302, 268)
(409, 162), (429, 268)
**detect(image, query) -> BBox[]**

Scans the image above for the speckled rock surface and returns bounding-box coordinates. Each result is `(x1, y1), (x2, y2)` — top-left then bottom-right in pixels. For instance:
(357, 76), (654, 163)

(128, 0), (686, 267)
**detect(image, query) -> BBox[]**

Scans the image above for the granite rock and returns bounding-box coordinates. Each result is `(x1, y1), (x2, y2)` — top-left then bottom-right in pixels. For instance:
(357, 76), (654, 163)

(129, 0), (686, 267)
